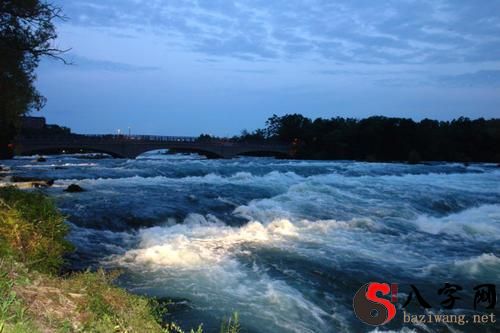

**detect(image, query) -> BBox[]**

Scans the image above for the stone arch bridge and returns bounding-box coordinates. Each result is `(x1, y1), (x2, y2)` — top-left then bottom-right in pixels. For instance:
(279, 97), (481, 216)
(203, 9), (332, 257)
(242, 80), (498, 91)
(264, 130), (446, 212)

(14, 135), (293, 159)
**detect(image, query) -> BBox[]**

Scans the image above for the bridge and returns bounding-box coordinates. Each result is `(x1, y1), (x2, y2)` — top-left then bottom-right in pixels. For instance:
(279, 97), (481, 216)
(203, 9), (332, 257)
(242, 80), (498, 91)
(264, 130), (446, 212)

(14, 134), (293, 159)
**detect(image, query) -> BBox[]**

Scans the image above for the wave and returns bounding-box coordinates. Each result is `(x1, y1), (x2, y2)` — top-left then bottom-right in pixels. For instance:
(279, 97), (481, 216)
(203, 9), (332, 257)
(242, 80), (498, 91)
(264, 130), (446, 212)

(55, 170), (304, 188)
(421, 253), (500, 281)
(115, 214), (376, 269)
(110, 214), (380, 332)
(136, 151), (206, 160)
(20, 162), (98, 168)
(369, 328), (419, 333)
(413, 204), (500, 239)
(450, 253), (500, 278)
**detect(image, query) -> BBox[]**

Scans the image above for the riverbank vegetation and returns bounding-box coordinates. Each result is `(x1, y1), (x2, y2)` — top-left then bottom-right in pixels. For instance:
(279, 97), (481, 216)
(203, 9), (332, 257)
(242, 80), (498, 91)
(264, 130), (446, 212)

(226, 114), (500, 163)
(0, 187), (240, 333)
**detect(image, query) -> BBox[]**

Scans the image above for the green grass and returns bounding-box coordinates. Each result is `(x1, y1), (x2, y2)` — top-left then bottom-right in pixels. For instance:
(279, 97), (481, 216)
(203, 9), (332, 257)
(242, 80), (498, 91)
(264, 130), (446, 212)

(0, 263), (37, 333)
(0, 187), (240, 333)
(0, 187), (73, 274)
(220, 313), (240, 333)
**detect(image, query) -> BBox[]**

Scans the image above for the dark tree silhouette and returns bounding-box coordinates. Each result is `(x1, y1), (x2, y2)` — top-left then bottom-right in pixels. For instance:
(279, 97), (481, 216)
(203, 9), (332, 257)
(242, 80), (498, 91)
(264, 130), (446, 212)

(0, 0), (67, 158)
(232, 114), (500, 163)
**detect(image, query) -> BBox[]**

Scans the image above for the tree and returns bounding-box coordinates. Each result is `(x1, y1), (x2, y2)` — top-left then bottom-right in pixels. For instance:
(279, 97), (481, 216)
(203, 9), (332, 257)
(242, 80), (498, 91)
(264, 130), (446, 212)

(235, 129), (266, 143)
(265, 114), (312, 142)
(243, 113), (500, 162)
(0, 0), (67, 158)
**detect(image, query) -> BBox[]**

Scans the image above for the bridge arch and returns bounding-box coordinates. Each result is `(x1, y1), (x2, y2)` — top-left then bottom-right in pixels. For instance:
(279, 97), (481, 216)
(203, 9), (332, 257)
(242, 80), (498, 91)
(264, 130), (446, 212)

(236, 150), (290, 158)
(17, 146), (126, 158)
(148, 147), (224, 159)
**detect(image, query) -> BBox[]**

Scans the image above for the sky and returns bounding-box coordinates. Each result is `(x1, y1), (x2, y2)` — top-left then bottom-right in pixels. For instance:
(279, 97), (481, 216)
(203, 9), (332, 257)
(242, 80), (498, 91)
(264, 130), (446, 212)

(37, 0), (500, 136)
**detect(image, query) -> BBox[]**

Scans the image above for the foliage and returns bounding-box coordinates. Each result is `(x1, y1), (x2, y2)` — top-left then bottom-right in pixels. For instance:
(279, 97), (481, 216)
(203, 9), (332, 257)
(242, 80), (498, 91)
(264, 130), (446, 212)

(232, 129), (267, 143)
(0, 0), (66, 158)
(59, 269), (166, 332)
(237, 114), (500, 162)
(0, 266), (37, 333)
(0, 260), (167, 333)
(0, 187), (73, 273)
(220, 313), (240, 333)
(196, 134), (214, 143)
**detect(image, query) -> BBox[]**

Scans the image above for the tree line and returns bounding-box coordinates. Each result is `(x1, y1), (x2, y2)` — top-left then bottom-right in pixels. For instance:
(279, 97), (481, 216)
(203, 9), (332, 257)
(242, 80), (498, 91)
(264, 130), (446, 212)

(209, 114), (500, 163)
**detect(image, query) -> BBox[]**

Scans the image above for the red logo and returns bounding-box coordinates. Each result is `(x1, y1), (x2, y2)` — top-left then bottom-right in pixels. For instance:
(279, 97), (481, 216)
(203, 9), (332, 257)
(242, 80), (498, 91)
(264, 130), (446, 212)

(353, 282), (398, 326)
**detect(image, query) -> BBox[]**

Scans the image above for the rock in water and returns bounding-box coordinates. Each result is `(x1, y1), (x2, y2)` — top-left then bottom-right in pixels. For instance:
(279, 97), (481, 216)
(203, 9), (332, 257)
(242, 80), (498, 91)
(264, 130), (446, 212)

(11, 176), (54, 188)
(36, 156), (47, 162)
(64, 184), (85, 193)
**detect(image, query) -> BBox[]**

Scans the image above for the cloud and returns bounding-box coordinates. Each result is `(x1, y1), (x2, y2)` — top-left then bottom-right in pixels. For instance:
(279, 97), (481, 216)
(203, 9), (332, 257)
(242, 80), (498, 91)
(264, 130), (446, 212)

(230, 69), (273, 74)
(438, 70), (500, 87)
(34, 0), (500, 135)
(54, 0), (500, 65)
(41, 54), (160, 72)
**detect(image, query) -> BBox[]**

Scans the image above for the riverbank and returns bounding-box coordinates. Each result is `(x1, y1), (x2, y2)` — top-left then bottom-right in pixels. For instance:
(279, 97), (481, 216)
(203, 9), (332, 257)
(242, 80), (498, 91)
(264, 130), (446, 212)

(0, 164), (55, 189)
(0, 187), (239, 333)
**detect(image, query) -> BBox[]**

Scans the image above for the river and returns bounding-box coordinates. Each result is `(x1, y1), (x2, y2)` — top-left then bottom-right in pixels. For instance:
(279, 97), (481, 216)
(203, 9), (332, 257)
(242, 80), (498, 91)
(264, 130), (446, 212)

(3, 153), (499, 333)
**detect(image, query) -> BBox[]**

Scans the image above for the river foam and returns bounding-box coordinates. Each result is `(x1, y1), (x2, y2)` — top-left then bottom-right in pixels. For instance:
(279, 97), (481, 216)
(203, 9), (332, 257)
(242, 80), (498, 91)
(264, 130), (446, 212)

(113, 214), (362, 332)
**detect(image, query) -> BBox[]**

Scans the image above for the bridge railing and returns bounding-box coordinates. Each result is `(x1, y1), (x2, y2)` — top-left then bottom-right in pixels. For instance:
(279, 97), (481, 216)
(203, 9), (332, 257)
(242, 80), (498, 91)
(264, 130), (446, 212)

(16, 134), (291, 150)
(80, 134), (199, 142)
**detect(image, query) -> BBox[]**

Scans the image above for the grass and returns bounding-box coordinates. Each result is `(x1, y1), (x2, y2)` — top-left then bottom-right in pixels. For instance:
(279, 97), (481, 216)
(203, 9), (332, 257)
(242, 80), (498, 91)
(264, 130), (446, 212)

(0, 187), (240, 333)
(0, 262), (38, 333)
(220, 313), (240, 333)
(0, 260), (168, 332)
(0, 187), (73, 274)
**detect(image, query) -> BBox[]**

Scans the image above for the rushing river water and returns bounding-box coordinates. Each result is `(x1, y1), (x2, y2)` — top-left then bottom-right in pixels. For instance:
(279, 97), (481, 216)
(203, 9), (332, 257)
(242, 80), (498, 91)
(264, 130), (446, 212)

(3, 153), (500, 333)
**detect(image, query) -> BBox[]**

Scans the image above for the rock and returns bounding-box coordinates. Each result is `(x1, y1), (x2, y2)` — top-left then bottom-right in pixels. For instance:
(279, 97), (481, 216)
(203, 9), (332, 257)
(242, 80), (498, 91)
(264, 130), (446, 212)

(0, 166), (9, 176)
(36, 156), (47, 162)
(64, 184), (85, 193)
(31, 181), (52, 188)
(11, 176), (54, 188)
(12, 176), (53, 184)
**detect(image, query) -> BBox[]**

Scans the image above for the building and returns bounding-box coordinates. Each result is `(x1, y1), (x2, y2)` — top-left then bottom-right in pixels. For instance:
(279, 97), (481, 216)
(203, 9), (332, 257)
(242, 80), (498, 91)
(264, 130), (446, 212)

(21, 116), (46, 130)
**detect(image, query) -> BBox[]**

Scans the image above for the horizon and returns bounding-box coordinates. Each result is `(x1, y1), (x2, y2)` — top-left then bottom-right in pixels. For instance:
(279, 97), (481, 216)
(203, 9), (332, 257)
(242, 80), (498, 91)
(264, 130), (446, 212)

(36, 0), (500, 136)
(27, 113), (500, 137)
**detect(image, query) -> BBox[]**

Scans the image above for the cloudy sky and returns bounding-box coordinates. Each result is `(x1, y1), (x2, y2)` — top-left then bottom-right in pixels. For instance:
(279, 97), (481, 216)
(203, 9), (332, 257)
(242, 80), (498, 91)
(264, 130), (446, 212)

(38, 0), (500, 135)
